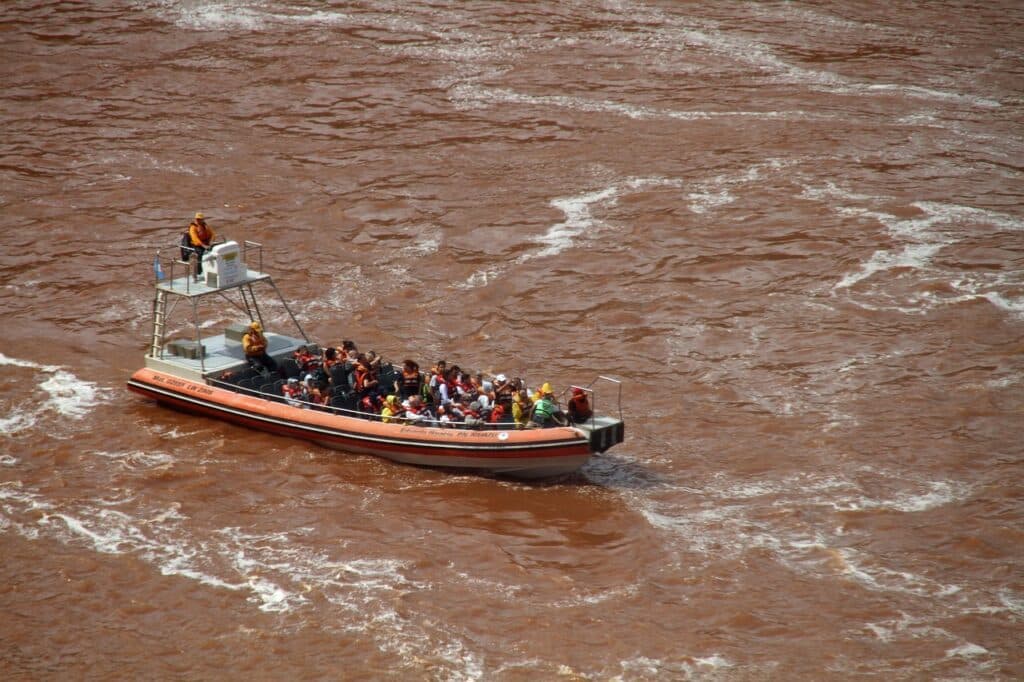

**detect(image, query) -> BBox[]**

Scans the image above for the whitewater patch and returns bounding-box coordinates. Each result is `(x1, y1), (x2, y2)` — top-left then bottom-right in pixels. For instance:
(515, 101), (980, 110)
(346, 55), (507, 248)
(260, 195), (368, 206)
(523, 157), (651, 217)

(634, 469), (974, 589)
(151, 1), (354, 32)
(457, 177), (681, 290)
(0, 352), (107, 435)
(801, 184), (1024, 317)
(450, 83), (823, 123)
(3, 489), (421, 616)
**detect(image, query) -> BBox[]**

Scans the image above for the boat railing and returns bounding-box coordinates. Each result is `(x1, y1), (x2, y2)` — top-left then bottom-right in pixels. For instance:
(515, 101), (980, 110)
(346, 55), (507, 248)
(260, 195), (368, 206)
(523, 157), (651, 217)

(242, 240), (263, 273)
(558, 375), (623, 426)
(154, 237), (261, 284)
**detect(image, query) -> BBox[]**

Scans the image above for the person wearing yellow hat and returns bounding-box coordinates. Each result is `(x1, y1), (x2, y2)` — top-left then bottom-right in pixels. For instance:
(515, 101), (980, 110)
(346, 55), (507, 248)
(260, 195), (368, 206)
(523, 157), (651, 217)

(530, 387), (560, 428)
(512, 390), (533, 430)
(531, 381), (554, 403)
(186, 211), (216, 279)
(242, 320), (277, 374)
(381, 395), (401, 424)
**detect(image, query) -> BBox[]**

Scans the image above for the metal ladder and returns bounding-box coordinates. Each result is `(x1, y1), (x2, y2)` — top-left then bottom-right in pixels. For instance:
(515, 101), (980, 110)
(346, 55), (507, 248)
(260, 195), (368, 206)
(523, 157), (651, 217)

(150, 288), (168, 358)
(239, 283), (262, 325)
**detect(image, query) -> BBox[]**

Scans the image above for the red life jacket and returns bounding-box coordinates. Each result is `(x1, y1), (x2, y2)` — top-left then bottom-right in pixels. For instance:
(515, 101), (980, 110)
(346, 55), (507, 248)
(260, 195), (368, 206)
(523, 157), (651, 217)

(489, 404), (505, 423)
(354, 367), (370, 392)
(569, 394), (592, 419)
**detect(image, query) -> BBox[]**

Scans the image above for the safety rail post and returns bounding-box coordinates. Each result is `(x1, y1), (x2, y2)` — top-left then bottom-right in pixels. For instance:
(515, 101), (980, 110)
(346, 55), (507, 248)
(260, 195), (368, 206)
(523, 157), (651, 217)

(243, 240), (263, 273)
(594, 376), (623, 422)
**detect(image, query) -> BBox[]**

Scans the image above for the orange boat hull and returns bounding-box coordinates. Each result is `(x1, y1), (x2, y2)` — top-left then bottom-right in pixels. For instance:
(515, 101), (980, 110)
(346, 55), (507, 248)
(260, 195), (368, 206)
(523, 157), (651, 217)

(127, 369), (593, 478)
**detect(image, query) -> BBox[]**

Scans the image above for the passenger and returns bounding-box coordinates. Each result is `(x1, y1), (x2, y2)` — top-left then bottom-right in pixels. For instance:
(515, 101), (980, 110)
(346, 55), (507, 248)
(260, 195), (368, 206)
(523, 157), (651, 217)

(322, 347), (342, 370)
(353, 355), (379, 397)
(433, 368), (451, 406)
(365, 350), (382, 372)
(282, 377), (304, 407)
(436, 405), (453, 428)
(303, 373), (327, 405)
(426, 360), (447, 405)
(532, 381), (554, 403)
(446, 395), (464, 422)
(381, 395), (402, 424)
(403, 395), (430, 425)
(488, 402), (506, 424)
(512, 390), (532, 430)
(186, 212), (215, 279)
(531, 385), (564, 428)
(396, 359), (422, 400)
(567, 387), (593, 423)
(463, 401), (485, 429)
(493, 373), (513, 409)
(293, 345), (320, 373)
(242, 321), (278, 374)
(358, 393), (379, 416)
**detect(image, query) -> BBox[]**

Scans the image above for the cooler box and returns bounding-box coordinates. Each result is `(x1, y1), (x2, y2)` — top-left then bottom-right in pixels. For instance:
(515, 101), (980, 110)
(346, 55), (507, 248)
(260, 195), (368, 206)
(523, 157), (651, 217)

(203, 241), (245, 288)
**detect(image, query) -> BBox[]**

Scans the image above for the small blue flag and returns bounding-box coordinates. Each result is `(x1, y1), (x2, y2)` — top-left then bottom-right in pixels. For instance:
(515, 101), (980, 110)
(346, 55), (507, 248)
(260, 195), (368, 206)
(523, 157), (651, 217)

(153, 255), (165, 280)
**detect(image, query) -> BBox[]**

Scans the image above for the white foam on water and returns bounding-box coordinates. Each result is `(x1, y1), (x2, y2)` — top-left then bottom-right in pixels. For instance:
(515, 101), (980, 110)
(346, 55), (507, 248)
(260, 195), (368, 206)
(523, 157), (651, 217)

(0, 483), (55, 512)
(617, 653), (734, 679)
(0, 455), (17, 466)
(686, 158), (794, 215)
(93, 449), (175, 470)
(654, 17), (1000, 109)
(976, 291), (1024, 318)
(450, 84), (821, 123)
(0, 352), (108, 435)
(0, 408), (38, 435)
(153, 1), (354, 32)
(806, 187), (1024, 316)
(827, 479), (971, 514)
(529, 186), (619, 260)
(687, 189), (735, 214)
(832, 546), (962, 599)
(945, 643), (989, 659)
(864, 612), (953, 644)
(455, 177), (679, 289)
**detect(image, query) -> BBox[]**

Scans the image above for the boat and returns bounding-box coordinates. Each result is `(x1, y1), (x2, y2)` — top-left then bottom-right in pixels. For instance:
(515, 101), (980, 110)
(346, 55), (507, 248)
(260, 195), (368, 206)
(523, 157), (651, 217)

(127, 239), (625, 479)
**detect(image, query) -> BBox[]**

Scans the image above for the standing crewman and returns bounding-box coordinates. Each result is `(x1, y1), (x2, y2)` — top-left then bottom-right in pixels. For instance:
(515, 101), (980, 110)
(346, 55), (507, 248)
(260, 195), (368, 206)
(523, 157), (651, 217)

(187, 212), (215, 279)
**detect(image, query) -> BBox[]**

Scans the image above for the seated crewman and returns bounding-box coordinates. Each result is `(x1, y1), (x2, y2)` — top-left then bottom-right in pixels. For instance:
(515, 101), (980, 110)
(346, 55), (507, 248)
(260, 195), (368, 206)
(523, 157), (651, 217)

(242, 321), (278, 374)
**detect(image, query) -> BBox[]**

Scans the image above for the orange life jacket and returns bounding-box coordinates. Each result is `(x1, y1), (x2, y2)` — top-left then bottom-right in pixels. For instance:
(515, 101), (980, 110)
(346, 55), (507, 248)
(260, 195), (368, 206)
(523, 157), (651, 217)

(189, 221), (213, 247)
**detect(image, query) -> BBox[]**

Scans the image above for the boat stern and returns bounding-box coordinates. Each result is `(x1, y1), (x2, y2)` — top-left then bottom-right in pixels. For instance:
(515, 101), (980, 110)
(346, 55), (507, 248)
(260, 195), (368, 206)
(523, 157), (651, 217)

(573, 416), (625, 453)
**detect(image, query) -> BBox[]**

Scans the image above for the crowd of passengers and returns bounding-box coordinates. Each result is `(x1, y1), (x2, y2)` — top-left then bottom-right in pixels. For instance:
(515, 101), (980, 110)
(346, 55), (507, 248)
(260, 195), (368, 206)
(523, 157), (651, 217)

(239, 336), (593, 429)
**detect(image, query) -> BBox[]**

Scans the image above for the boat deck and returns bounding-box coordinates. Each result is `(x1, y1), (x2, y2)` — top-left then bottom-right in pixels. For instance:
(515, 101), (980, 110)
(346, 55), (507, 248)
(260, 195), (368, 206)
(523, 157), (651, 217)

(146, 331), (306, 381)
(157, 270), (271, 297)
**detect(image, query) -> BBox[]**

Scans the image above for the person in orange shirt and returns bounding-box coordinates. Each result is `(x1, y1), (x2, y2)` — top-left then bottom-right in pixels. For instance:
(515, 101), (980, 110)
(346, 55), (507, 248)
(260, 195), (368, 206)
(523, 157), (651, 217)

(187, 212), (215, 278)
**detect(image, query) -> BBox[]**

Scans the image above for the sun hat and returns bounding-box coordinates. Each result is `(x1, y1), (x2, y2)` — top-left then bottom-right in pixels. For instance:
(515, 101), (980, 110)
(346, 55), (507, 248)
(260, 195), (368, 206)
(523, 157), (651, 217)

(195, 212), (204, 220)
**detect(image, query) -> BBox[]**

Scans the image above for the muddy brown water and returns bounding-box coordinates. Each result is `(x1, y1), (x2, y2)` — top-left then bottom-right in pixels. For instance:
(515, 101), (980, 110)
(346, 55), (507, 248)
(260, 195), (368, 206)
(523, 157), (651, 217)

(1, 1), (1022, 679)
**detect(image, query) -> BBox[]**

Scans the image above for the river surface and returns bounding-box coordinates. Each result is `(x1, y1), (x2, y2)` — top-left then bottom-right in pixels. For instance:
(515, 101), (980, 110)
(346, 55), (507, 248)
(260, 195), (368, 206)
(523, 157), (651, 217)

(1, 1), (1022, 679)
